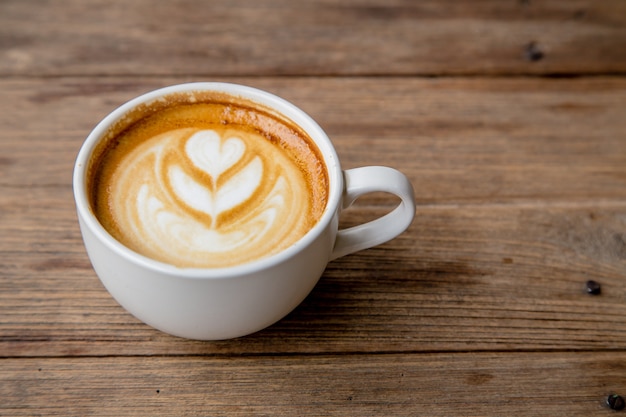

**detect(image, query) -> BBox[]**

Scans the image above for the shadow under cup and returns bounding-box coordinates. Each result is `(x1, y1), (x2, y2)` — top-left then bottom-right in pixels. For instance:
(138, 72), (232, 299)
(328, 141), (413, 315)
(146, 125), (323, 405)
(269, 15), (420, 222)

(74, 82), (415, 340)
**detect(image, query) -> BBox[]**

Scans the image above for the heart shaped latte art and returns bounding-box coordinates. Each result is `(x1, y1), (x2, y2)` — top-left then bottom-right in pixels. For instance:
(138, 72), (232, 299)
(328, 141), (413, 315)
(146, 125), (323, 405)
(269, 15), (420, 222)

(186, 130), (245, 179)
(168, 131), (263, 227)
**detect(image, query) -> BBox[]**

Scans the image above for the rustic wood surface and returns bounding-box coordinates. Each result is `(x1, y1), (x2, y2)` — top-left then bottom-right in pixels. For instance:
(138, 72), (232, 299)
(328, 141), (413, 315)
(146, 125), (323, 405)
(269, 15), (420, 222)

(1, 1), (625, 416)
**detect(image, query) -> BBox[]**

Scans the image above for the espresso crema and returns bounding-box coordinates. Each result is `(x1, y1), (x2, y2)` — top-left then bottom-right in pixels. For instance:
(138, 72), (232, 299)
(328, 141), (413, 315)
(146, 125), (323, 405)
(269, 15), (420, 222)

(89, 92), (328, 268)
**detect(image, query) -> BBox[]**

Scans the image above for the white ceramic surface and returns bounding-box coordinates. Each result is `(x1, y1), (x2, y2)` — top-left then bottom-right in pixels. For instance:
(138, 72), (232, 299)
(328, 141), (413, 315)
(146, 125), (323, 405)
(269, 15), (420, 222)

(73, 82), (416, 340)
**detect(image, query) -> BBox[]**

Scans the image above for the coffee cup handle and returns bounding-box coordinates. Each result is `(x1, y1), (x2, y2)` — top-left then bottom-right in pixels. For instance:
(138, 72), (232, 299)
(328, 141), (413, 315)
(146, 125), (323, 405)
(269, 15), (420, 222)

(330, 166), (416, 261)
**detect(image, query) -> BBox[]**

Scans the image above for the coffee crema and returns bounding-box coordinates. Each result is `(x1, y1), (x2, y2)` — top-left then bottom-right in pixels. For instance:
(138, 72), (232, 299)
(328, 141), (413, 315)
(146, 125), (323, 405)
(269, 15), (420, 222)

(89, 92), (328, 268)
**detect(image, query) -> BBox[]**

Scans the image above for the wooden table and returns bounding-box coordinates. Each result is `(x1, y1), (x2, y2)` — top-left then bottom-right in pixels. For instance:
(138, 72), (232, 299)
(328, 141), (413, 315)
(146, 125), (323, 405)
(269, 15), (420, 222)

(2, 1), (626, 415)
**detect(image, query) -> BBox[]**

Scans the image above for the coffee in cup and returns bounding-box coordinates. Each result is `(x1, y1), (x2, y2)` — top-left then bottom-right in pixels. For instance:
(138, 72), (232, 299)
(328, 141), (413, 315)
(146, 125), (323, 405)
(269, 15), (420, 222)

(88, 92), (328, 268)
(74, 83), (416, 339)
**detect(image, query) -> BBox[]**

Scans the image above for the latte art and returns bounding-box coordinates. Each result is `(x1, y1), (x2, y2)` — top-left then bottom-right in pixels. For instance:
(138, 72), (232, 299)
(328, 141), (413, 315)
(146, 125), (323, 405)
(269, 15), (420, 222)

(169, 130), (264, 229)
(91, 97), (328, 268)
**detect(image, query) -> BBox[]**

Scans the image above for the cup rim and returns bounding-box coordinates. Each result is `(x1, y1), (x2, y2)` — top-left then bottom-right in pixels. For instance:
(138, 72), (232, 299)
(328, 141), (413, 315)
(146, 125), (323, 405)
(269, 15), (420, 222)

(73, 82), (343, 279)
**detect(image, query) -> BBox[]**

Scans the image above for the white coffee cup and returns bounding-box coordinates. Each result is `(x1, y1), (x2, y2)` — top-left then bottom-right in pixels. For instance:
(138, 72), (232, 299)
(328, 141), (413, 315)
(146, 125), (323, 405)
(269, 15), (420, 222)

(73, 82), (415, 340)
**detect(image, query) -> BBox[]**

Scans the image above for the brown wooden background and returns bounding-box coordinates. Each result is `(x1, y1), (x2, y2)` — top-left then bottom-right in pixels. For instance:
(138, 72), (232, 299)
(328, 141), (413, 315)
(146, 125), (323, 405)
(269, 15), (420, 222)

(1, 1), (626, 415)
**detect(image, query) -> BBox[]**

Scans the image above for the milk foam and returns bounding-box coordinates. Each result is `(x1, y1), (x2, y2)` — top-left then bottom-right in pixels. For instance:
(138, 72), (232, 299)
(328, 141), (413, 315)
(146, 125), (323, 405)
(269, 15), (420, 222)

(171, 131), (264, 227)
(102, 127), (315, 267)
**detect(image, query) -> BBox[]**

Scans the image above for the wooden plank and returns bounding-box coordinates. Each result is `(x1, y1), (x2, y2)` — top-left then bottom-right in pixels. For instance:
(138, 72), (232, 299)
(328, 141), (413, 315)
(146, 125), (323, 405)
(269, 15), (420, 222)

(1, 77), (626, 203)
(1, 352), (624, 416)
(1, 0), (625, 76)
(1, 180), (625, 356)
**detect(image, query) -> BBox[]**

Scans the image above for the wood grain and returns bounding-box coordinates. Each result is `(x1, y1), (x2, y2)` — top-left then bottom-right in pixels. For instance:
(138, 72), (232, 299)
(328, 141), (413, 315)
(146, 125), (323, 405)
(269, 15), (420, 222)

(1, 78), (625, 357)
(1, 0), (625, 77)
(1, 0), (626, 415)
(1, 180), (625, 356)
(1, 77), (625, 204)
(2, 352), (625, 416)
